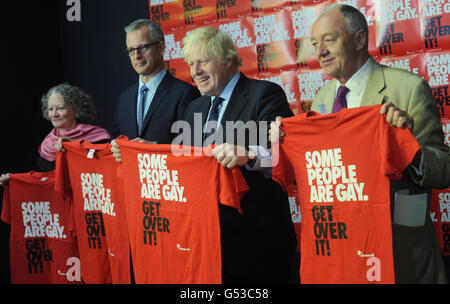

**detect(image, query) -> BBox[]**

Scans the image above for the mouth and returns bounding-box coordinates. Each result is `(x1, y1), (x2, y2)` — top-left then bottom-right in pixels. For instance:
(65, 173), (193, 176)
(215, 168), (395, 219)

(195, 76), (209, 84)
(320, 58), (335, 66)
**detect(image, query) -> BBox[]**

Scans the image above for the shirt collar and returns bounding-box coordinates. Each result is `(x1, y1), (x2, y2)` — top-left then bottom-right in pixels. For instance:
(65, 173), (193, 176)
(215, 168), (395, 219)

(211, 72), (241, 102)
(139, 69), (166, 92)
(341, 57), (374, 96)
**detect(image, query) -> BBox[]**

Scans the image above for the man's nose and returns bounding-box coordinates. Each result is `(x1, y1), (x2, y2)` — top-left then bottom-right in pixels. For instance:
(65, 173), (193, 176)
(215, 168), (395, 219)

(317, 42), (329, 57)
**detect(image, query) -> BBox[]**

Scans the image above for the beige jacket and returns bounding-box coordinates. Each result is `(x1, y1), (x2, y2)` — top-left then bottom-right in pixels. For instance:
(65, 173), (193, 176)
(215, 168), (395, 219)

(312, 59), (450, 283)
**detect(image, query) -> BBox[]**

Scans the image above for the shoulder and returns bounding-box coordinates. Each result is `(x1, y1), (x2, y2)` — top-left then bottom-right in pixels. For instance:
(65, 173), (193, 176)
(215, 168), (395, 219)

(378, 63), (425, 88)
(165, 72), (197, 91)
(236, 74), (286, 99)
(316, 78), (337, 95)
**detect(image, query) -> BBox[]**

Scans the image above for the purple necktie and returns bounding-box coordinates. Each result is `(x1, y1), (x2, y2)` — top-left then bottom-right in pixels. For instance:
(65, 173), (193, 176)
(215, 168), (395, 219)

(138, 85), (148, 133)
(332, 86), (349, 113)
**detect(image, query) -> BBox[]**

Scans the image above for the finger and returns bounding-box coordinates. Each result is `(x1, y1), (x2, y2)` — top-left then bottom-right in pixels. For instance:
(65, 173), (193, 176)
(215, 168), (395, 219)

(392, 110), (401, 127)
(212, 144), (224, 158)
(380, 101), (393, 114)
(385, 106), (396, 127)
(226, 157), (238, 169)
(275, 116), (282, 125)
(112, 152), (122, 163)
(397, 115), (411, 129)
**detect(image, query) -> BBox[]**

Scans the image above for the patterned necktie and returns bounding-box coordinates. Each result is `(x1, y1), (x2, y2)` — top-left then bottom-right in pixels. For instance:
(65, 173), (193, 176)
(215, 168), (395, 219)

(332, 86), (349, 113)
(203, 96), (224, 142)
(138, 85), (148, 133)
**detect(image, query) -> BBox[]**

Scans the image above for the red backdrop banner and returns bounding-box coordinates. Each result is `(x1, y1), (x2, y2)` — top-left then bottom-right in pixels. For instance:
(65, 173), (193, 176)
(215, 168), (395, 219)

(148, 0), (450, 256)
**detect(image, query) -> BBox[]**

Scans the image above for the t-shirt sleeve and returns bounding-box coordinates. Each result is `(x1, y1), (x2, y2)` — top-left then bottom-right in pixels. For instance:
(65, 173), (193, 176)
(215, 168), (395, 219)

(1, 183), (11, 224)
(218, 166), (249, 214)
(54, 150), (72, 198)
(378, 114), (421, 180)
(271, 129), (296, 192)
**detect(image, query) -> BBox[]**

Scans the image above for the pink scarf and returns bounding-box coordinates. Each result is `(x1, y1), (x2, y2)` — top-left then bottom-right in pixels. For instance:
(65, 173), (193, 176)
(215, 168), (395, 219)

(38, 124), (110, 161)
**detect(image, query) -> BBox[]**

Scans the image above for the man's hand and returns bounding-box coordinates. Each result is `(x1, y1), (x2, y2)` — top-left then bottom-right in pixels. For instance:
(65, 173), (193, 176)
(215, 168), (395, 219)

(111, 137), (157, 163)
(380, 101), (414, 130)
(212, 143), (252, 169)
(269, 116), (284, 144)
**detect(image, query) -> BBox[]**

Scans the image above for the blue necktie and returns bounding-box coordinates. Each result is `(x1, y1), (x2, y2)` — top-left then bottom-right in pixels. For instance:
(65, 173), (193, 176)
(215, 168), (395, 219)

(203, 96), (224, 142)
(332, 86), (349, 113)
(138, 85), (148, 133)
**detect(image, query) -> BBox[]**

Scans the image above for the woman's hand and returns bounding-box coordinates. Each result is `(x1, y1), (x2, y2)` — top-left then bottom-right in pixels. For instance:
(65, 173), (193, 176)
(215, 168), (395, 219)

(0, 173), (11, 187)
(55, 136), (74, 152)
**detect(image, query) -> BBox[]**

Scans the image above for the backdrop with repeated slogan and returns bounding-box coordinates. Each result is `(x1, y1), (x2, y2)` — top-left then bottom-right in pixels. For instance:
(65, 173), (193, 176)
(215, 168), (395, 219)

(148, 0), (450, 256)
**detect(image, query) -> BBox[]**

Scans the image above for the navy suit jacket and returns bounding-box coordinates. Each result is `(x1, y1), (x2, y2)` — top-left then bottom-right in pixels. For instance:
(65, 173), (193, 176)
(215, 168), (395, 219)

(184, 73), (297, 282)
(112, 71), (200, 143)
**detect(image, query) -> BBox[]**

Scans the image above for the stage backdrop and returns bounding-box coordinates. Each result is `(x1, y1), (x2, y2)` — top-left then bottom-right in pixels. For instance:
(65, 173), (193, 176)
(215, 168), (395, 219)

(147, 0), (450, 257)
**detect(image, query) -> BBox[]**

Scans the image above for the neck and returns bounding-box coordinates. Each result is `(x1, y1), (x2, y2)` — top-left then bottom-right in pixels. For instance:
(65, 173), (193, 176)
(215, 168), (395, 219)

(338, 54), (370, 84)
(140, 66), (164, 84)
(57, 123), (78, 133)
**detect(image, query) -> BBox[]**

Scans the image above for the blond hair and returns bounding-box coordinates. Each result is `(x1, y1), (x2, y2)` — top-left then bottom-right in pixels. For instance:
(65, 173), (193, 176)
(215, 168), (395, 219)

(182, 27), (240, 67)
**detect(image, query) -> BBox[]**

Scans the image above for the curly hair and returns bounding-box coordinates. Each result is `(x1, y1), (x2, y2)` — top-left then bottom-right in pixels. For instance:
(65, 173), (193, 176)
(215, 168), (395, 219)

(41, 83), (96, 124)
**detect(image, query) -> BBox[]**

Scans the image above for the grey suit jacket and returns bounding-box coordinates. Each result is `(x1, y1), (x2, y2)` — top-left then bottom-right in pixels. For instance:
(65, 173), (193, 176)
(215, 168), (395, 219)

(312, 59), (450, 283)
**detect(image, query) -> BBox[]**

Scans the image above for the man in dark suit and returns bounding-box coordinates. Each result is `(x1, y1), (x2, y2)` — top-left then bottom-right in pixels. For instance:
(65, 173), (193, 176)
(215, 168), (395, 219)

(111, 19), (200, 161)
(181, 27), (297, 283)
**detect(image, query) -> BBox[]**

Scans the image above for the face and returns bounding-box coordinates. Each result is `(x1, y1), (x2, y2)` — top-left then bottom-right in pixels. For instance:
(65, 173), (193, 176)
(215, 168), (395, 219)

(310, 9), (360, 83)
(187, 44), (234, 96)
(47, 94), (78, 132)
(126, 26), (165, 82)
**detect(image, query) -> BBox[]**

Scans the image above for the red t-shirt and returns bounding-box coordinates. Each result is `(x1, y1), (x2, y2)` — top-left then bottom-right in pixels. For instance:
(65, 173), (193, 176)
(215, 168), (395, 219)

(1, 171), (81, 284)
(287, 183), (301, 253)
(55, 141), (129, 284)
(116, 138), (249, 283)
(273, 105), (420, 284)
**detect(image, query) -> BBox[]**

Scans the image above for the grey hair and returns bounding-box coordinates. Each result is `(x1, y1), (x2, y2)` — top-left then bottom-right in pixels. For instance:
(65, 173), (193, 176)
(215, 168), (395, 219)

(41, 83), (96, 124)
(321, 3), (368, 36)
(124, 19), (165, 42)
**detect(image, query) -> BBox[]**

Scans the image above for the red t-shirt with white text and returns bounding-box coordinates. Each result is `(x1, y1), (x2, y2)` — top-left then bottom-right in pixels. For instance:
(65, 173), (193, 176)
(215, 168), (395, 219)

(55, 141), (131, 283)
(116, 138), (248, 283)
(1, 171), (80, 284)
(273, 105), (420, 284)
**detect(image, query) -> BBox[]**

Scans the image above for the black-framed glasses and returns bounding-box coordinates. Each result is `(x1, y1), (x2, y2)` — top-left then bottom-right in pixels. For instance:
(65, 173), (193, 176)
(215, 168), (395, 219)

(124, 41), (161, 56)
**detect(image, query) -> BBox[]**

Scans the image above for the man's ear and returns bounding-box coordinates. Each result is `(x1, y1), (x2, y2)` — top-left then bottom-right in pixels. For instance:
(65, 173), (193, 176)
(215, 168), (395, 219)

(159, 41), (166, 57)
(355, 29), (367, 51)
(225, 59), (233, 69)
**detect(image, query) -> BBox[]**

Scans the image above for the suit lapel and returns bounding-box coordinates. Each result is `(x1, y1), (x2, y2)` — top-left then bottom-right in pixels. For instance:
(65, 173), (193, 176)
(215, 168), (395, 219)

(128, 84), (139, 137)
(322, 79), (339, 114)
(140, 71), (171, 135)
(360, 62), (387, 107)
(221, 73), (249, 124)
